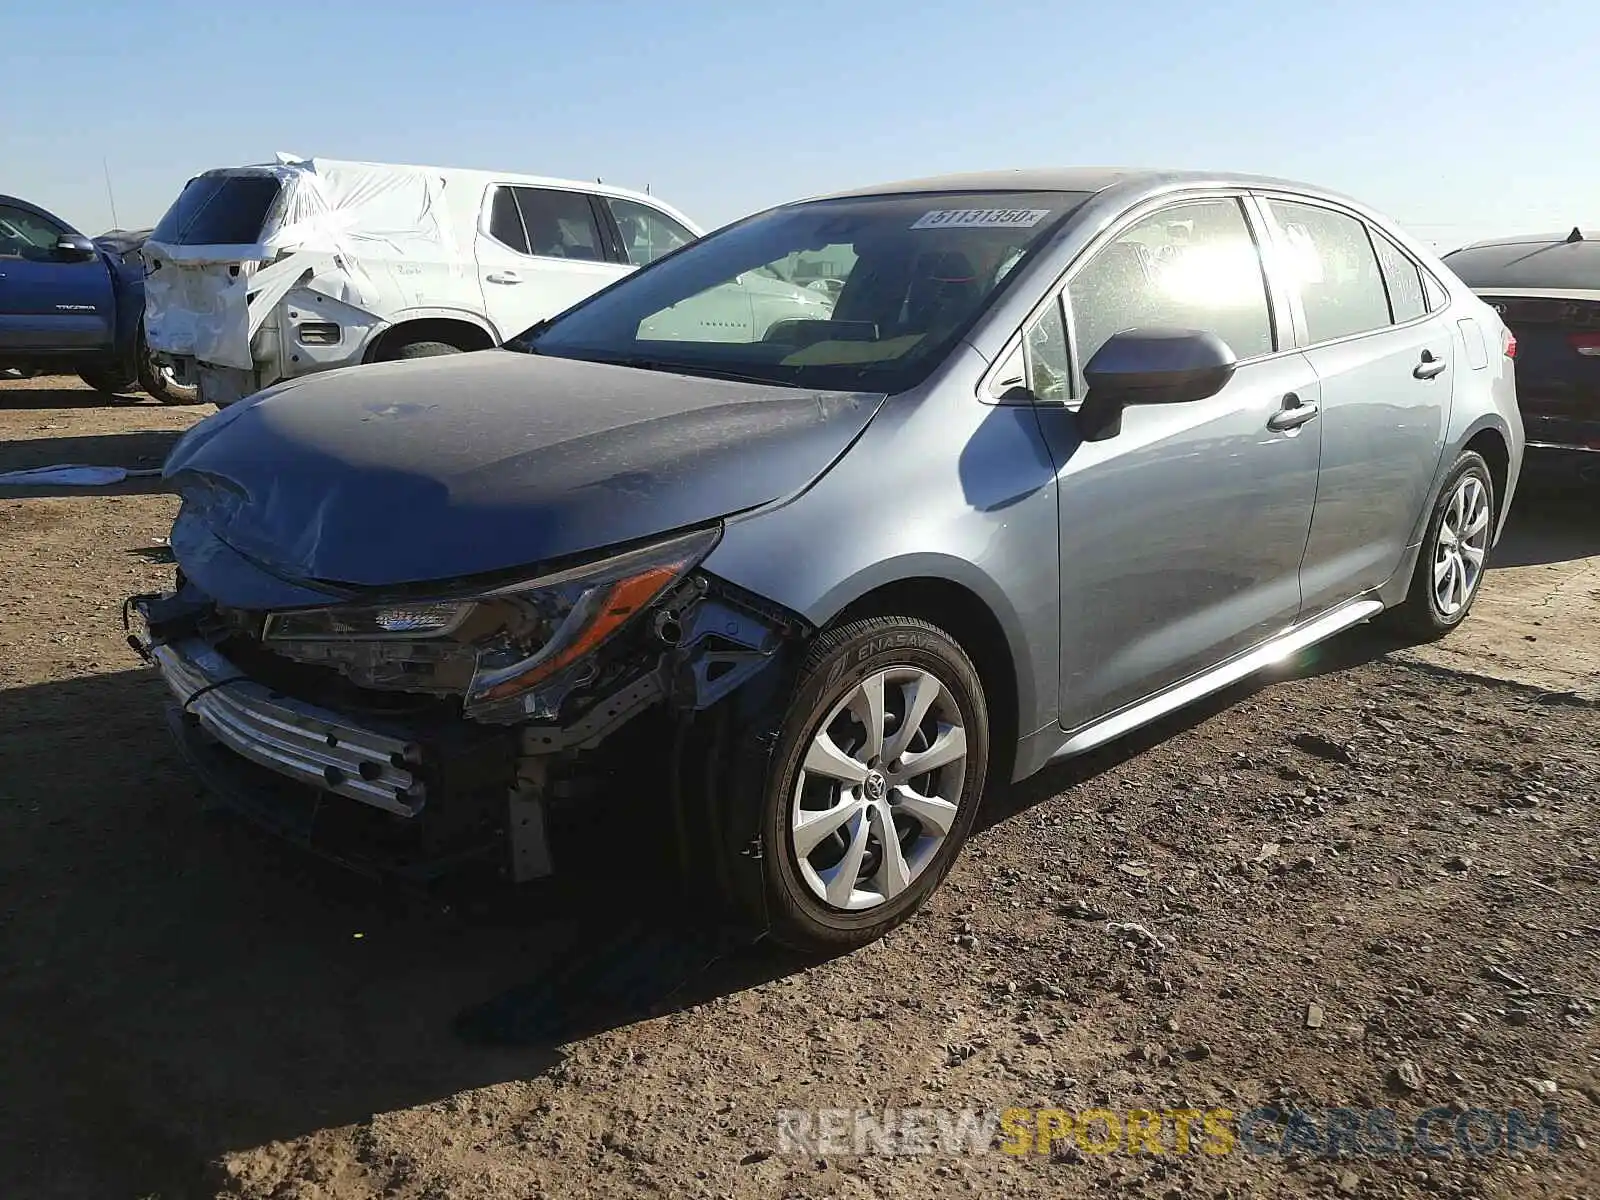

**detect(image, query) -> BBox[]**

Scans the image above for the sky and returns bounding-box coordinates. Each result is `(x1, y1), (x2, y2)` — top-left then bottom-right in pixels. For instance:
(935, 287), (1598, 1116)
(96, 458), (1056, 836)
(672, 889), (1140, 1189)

(3, 0), (1596, 251)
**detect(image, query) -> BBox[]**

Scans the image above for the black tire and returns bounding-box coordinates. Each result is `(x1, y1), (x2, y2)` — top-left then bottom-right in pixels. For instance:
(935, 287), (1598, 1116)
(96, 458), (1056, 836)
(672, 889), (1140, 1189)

(393, 340), (465, 361)
(77, 366), (137, 396)
(752, 616), (990, 954)
(1382, 450), (1495, 641)
(136, 326), (200, 405)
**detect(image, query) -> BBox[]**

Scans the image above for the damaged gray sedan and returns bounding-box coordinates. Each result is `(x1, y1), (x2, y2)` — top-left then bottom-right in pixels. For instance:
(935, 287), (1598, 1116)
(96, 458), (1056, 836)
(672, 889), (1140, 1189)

(131, 168), (1522, 953)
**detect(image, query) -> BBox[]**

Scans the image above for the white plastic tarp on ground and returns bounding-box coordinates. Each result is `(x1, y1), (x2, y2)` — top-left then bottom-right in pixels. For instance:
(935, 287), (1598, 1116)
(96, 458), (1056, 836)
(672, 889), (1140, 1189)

(143, 157), (467, 370)
(0, 465), (160, 487)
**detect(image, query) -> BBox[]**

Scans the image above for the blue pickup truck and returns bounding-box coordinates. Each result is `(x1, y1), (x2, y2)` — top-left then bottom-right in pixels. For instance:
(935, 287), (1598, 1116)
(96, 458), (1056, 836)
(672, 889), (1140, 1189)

(0, 193), (193, 402)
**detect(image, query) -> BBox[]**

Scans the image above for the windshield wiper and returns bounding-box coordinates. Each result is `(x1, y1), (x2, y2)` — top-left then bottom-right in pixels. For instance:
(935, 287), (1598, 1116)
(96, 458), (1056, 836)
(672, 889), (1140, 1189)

(592, 356), (801, 387)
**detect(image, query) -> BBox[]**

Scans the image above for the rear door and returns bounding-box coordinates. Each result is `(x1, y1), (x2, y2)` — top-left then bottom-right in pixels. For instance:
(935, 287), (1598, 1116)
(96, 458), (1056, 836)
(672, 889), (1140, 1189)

(1259, 197), (1454, 613)
(473, 185), (630, 339)
(0, 202), (115, 352)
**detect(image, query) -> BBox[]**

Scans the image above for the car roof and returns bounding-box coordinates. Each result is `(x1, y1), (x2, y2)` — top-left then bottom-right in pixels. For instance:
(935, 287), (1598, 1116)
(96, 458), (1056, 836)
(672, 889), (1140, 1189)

(1442, 230), (1600, 291)
(805, 167), (1360, 205)
(192, 158), (701, 233)
(1452, 229), (1588, 250)
(0, 194), (67, 221)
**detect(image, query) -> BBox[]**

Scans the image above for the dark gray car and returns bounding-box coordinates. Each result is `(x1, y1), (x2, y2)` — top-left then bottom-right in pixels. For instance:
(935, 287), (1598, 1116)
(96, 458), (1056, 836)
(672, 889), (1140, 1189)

(131, 169), (1524, 953)
(1443, 227), (1600, 463)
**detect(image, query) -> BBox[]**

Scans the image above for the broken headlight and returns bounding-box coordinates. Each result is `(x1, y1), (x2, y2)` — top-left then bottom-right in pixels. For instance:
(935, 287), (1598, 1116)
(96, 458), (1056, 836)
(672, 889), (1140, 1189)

(264, 600), (470, 640)
(260, 527), (719, 718)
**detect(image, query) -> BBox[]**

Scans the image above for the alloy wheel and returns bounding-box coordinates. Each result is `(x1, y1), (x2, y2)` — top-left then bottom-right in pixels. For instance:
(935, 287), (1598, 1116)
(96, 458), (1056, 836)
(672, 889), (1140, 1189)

(789, 667), (969, 911)
(1432, 474), (1491, 617)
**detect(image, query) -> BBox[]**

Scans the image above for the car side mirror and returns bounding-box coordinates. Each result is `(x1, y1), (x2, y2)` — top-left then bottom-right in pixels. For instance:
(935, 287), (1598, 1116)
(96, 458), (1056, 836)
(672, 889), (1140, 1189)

(53, 234), (99, 263)
(1077, 328), (1238, 442)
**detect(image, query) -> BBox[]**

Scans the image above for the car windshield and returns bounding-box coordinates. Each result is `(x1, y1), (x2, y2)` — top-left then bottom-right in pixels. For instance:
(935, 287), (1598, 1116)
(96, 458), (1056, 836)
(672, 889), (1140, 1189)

(522, 191), (1089, 392)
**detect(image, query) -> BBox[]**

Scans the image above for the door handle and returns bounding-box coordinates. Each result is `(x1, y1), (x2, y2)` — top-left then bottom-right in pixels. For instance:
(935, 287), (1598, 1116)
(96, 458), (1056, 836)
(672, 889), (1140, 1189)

(1267, 393), (1319, 432)
(485, 271), (522, 285)
(1413, 350), (1447, 380)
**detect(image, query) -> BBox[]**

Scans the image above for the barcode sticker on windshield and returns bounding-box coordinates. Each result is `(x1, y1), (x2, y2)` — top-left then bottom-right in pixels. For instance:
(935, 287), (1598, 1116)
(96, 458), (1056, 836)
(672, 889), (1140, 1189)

(911, 208), (1051, 231)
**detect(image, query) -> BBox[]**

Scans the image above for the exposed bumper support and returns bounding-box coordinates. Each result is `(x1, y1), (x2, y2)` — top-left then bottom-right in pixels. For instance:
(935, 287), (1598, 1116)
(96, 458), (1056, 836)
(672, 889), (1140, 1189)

(149, 636), (423, 817)
(131, 574), (807, 888)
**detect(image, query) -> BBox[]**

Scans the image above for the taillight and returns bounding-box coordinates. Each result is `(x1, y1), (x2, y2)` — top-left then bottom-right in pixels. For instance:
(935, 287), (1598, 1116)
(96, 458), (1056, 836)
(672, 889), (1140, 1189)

(1568, 331), (1600, 357)
(1503, 329), (1517, 359)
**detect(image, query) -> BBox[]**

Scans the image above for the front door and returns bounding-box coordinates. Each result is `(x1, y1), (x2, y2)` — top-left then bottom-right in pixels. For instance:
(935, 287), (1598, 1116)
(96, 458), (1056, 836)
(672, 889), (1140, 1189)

(1258, 198), (1455, 612)
(474, 185), (630, 341)
(1021, 196), (1322, 732)
(0, 203), (116, 352)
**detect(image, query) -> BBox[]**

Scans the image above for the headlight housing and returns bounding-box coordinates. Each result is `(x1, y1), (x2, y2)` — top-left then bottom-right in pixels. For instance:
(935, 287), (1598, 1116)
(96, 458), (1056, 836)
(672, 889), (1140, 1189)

(260, 527), (719, 721)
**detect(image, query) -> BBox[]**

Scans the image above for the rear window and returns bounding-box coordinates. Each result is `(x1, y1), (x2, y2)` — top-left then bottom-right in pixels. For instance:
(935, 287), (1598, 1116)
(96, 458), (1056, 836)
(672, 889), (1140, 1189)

(151, 174), (283, 246)
(1442, 238), (1600, 291)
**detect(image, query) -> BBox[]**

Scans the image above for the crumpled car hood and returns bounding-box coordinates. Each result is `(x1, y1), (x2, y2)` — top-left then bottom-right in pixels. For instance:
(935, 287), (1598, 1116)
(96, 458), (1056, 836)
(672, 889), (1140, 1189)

(165, 350), (884, 591)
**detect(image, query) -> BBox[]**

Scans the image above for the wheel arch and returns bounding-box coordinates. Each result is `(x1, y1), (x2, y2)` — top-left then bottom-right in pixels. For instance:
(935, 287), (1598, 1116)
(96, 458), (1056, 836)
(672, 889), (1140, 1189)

(1462, 424), (1511, 535)
(363, 313), (497, 362)
(1405, 414), (1515, 550)
(1382, 415), (1515, 610)
(816, 567), (1033, 788)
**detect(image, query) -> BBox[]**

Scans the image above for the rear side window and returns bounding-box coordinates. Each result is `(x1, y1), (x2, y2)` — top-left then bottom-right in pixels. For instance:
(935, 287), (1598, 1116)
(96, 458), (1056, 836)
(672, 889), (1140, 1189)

(1265, 200), (1390, 343)
(512, 188), (604, 261)
(1069, 197), (1275, 377)
(151, 174), (282, 246)
(1423, 271), (1449, 313)
(605, 197), (695, 265)
(1372, 231), (1427, 323)
(488, 186), (529, 253)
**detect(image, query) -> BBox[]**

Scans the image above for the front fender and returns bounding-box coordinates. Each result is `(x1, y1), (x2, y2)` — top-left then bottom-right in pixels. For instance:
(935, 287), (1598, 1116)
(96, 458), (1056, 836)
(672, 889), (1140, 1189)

(702, 352), (1062, 743)
(106, 254), (145, 359)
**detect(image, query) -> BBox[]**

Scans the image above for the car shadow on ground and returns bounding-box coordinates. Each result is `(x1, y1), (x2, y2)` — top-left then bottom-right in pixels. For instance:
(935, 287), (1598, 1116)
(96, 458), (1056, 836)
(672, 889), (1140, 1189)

(0, 623), (1415, 1196)
(1487, 470), (1600, 568)
(0, 384), (163, 412)
(0, 665), (796, 1196)
(982, 621), (1402, 830)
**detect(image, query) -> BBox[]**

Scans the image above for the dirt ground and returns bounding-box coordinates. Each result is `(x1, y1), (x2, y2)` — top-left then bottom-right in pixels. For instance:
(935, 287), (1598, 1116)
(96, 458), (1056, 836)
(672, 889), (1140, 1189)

(2, 377), (1598, 1200)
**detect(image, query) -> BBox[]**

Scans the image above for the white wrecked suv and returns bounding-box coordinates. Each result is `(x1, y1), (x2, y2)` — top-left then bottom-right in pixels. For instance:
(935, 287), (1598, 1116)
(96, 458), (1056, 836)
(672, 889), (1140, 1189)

(142, 156), (833, 407)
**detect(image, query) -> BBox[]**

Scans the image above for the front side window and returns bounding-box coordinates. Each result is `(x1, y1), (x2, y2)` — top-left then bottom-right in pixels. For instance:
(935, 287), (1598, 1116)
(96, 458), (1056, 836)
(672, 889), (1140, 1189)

(1372, 230), (1427, 323)
(0, 205), (66, 259)
(1024, 296), (1070, 401)
(526, 190), (1090, 393)
(606, 197), (695, 265)
(1266, 199), (1391, 343)
(513, 188), (605, 261)
(1068, 198), (1275, 382)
